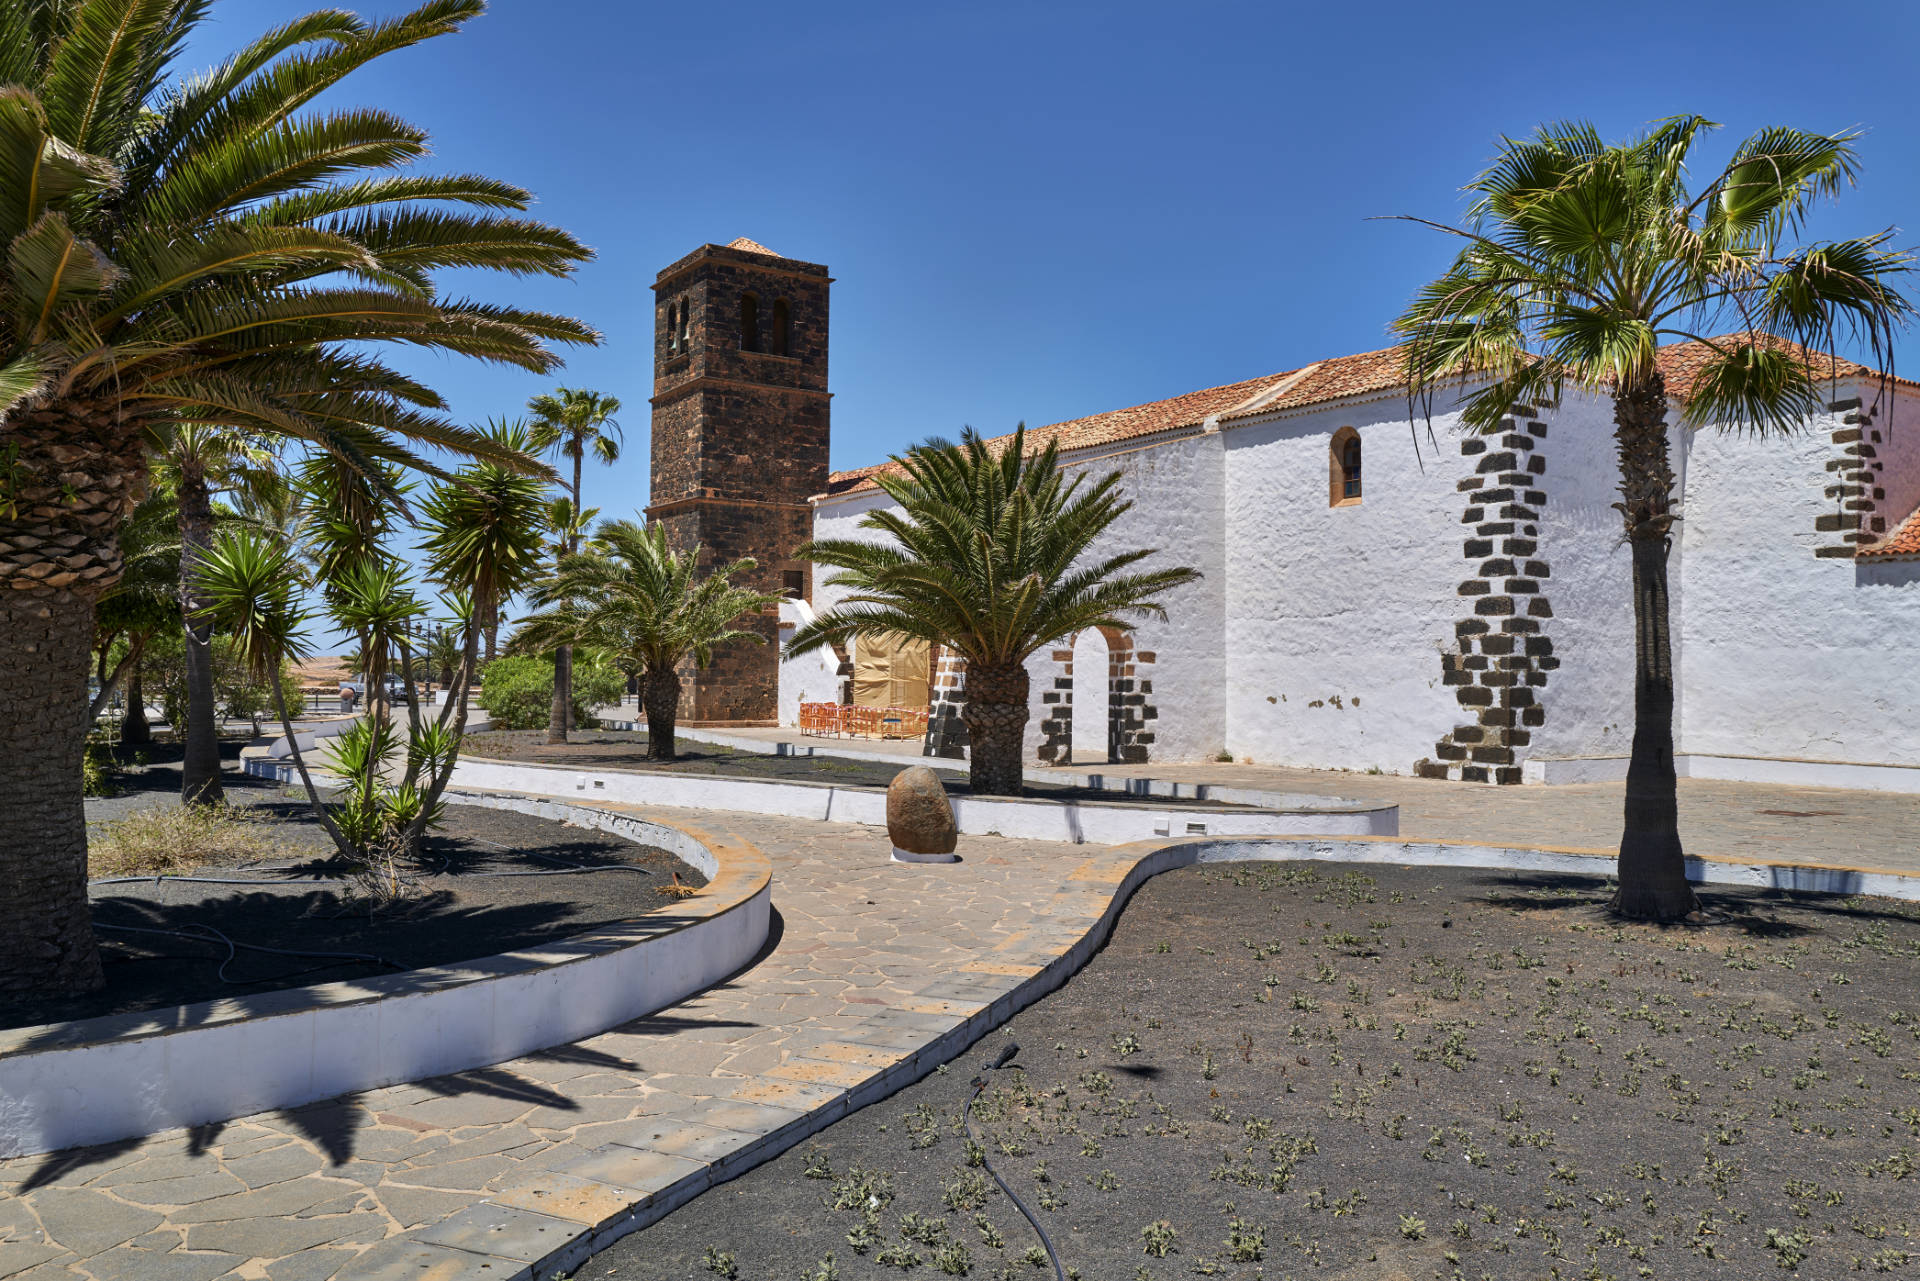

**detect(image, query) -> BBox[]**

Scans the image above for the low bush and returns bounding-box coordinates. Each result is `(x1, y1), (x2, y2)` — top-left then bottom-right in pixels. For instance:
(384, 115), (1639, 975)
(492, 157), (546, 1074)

(89, 803), (303, 878)
(479, 653), (624, 731)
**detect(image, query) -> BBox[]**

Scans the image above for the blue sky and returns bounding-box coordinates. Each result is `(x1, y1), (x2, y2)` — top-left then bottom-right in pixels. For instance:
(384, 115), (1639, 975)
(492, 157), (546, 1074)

(190, 0), (1920, 630)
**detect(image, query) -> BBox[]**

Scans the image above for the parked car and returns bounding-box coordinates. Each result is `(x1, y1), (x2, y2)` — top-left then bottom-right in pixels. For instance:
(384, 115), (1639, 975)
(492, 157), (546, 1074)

(340, 677), (410, 704)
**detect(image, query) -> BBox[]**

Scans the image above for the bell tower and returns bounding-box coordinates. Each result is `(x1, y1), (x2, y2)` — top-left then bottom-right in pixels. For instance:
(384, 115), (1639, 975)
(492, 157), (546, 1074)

(648, 237), (831, 723)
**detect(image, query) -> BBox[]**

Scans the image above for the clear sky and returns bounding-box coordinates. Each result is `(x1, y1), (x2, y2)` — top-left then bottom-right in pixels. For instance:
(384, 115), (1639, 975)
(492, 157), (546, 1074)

(188, 0), (1920, 634)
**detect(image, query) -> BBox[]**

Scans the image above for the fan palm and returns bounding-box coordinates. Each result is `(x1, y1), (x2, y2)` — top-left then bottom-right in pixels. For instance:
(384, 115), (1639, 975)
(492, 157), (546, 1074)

(526, 387), (622, 743)
(0, 0), (593, 994)
(515, 520), (779, 761)
(1393, 116), (1912, 921)
(786, 426), (1203, 796)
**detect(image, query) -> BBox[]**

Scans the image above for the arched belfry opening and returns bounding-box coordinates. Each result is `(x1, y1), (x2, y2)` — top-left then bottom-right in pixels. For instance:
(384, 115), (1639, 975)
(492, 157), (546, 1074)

(771, 299), (792, 357)
(739, 293), (760, 352)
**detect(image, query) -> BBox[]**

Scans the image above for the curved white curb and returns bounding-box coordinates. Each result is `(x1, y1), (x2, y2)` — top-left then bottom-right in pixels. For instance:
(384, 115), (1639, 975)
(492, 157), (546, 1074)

(0, 796), (771, 1160)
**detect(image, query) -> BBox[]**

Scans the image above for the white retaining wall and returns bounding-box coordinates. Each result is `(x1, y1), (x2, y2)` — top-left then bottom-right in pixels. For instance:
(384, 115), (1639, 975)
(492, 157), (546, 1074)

(0, 799), (770, 1159)
(448, 756), (1399, 843)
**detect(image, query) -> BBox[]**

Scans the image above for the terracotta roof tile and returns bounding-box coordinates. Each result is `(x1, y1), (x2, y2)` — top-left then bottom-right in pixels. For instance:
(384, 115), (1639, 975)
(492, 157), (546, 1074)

(823, 338), (1905, 496)
(825, 348), (1413, 495)
(1860, 504), (1920, 559)
(726, 236), (780, 257)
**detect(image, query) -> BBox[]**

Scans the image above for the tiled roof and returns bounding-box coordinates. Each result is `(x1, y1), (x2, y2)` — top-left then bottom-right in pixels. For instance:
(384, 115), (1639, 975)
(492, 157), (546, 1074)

(822, 338), (1903, 496)
(1652, 338), (1883, 399)
(1859, 504), (1920, 559)
(726, 237), (780, 257)
(824, 347), (1413, 495)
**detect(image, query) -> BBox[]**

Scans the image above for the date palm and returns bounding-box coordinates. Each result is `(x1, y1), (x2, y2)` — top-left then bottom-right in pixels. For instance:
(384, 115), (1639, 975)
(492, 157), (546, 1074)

(786, 426), (1202, 796)
(1393, 117), (1912, 921)
(515, 520), (778, 762)
(527, 387), (622, 744)
(0, 0), (593, 994)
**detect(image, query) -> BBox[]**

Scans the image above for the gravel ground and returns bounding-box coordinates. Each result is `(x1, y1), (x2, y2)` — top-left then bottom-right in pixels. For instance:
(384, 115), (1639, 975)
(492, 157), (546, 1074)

(583, 862), (1920, 1280)
(466, 730), (1259, 809)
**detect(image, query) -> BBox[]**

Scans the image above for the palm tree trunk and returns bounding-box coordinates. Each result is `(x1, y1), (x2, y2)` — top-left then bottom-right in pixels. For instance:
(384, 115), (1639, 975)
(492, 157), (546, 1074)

(176, 465), (224, 806)
(548, 451), (585, 743)
(960, 660), (1029, 796)
(642, 666), (680, 761)
(0, 395), (144, 995)
(122, 649), (152, 746)
(547, 643), (571, 745)
(0, 585), (107, 994)
(1610, 374), (1698, 922)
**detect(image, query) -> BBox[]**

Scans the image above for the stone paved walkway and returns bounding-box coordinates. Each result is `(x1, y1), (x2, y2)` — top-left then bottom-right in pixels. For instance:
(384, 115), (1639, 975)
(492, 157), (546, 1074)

(7, 768), (1919, 1279)
(0, 808), (1143, 1279)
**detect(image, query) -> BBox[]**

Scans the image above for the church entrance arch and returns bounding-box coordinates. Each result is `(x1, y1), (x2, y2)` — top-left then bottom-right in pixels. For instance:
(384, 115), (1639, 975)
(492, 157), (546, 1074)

(1070, 627), (1111, 763)
(1036, 627), (1153, 766)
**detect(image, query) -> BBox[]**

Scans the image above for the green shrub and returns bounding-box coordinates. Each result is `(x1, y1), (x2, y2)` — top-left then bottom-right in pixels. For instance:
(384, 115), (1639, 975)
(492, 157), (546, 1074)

(478, 654), (618, 731)
(82, 735), (116, 797)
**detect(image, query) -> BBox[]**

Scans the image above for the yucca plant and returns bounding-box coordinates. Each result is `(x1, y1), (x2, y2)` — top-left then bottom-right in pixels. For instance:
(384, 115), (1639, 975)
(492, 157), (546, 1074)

(786, 426), (1202, 796)
(194, 424), (546, 877)
(1394, 117), (1912, 920)
(515, 520), (780, 761)
(0, 0), (592, 992)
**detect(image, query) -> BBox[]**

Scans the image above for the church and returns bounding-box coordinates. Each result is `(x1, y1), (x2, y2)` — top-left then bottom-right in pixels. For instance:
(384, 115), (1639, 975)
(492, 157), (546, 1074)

(649, 238), (1920, 791)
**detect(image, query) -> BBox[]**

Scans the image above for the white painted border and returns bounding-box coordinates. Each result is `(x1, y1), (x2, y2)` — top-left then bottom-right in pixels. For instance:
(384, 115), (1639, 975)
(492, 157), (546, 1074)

(444, 755), (1399, 843)
(1524, 752), (1920, 793)
(0, 796), (771, 1160)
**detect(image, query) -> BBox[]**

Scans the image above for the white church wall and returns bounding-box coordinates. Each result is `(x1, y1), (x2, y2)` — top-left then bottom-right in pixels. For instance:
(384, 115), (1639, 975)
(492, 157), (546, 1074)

(1517, 389), (1665, 763)
(1052, 431), (1228, 764)
(1677, 380), (1920, 766)
(1219, 396), (1471, 774)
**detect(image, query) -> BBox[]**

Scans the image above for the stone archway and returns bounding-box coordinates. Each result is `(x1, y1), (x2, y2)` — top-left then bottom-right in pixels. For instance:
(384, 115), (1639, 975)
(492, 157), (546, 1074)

(1035, 626), (1155, 767)
(1070, 627), (1111, 763)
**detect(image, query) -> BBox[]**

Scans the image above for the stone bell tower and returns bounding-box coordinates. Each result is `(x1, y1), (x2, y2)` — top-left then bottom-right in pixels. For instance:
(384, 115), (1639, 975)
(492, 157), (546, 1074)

(647, 238), (831, 723)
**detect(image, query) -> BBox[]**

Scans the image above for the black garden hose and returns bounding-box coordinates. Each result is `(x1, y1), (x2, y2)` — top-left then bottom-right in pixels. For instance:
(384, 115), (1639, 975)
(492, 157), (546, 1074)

(963, 1041), (1067, 1281)
(95, 920), (400, 984)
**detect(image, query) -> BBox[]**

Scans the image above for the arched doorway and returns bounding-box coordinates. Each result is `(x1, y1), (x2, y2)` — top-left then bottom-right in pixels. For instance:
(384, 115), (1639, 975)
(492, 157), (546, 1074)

(1070, 628), (1111, 764)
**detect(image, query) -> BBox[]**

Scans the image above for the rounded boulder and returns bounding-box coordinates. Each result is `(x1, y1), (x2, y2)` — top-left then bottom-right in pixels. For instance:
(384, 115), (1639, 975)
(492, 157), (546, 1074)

(887, 765), (959, 862)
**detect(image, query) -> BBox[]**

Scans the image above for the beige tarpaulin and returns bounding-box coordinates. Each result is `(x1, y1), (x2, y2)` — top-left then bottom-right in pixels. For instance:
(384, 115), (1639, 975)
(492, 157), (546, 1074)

(852, 632), (930, 709)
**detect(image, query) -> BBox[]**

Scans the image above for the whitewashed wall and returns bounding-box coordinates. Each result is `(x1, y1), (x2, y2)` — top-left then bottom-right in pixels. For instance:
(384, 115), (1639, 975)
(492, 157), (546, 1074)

(1054, 431), (1228, 763)
(1519, 390), (1672, 762)
(1220, 395), (1474, 773)
(1677, 380), (1920, 765)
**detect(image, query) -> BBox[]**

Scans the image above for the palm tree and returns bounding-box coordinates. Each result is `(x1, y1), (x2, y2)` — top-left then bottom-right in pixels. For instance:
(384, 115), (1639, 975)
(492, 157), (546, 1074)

(527, 388), (622, 744)
(516, 520), (778, 761)
(0, 0), (593, 995)
(1393, 117), (1912, 922)
(155, 424), (286, 804)
(786, 427), (1203, 796)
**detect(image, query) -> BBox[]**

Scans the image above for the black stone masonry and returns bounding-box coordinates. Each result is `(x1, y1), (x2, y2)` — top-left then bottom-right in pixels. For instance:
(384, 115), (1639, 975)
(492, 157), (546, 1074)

(648, 240), (831, 723)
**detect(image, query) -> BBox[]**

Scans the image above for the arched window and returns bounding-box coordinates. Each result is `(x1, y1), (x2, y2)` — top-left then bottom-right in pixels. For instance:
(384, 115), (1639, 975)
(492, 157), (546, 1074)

(739, 293), (760, 352)
(666, 300), (680, 354)
(677, 300), (691, 351)
(771, 299), (791, 357)
(1330, 427), (1362, 506)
